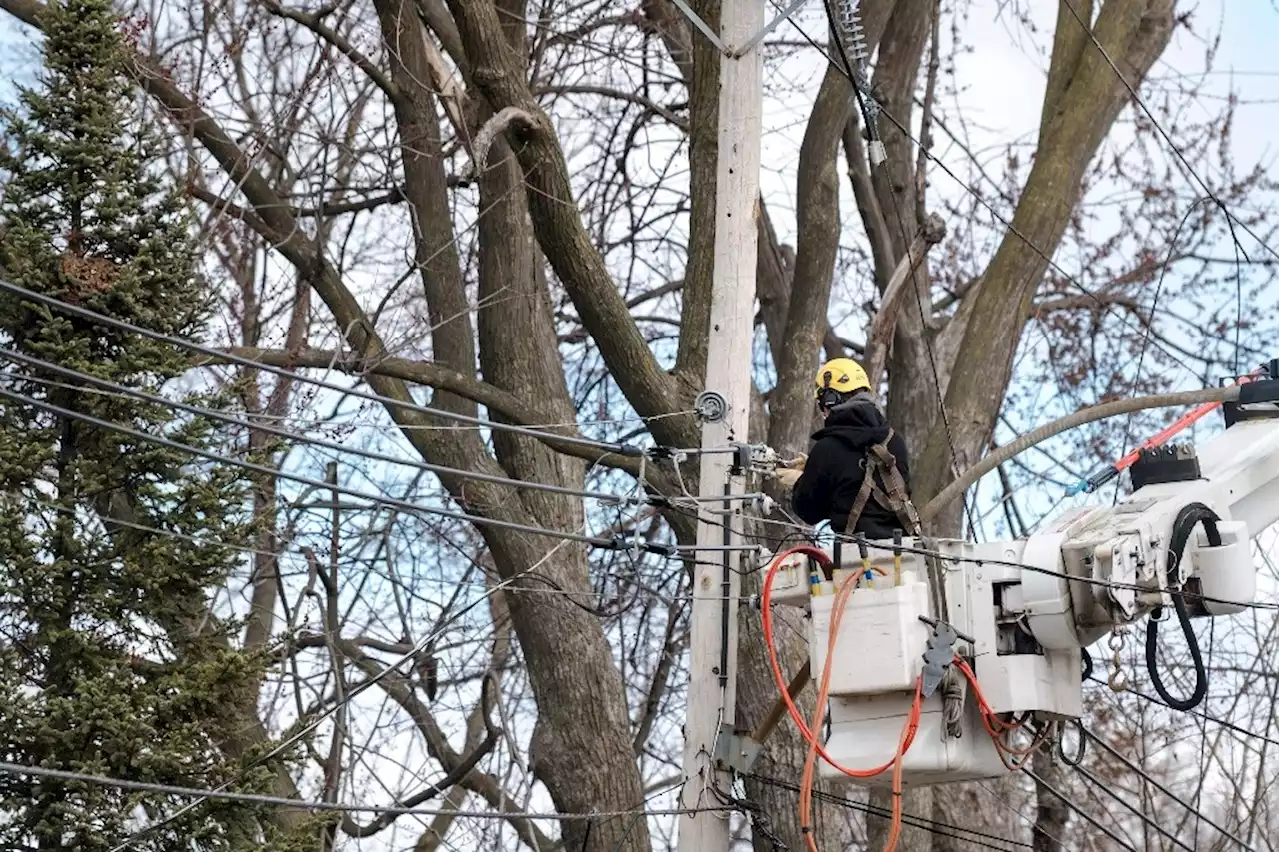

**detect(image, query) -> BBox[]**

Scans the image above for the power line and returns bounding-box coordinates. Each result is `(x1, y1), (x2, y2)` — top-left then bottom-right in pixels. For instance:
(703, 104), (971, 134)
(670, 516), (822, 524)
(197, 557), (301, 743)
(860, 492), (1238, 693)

(819, 0), (981, 540)
(0, 760), (730, 822)
(1054, 0), (1264, 378)
(105, 534), (587, 850)
(1058, 0), (1279, 264)
(1079, 726), (1258, 851)
(1023, 766), (1139, 852)
(1112, 196), (1219, 508)
(1084, 675), (1279, 745)
(0, 346), (748, 511)
(747, 773), (1031, 851)
(1066, 760), (1195, 852)
(0, 381), (757, 558)
(0, 277), (645, 459)
(776, 20), (1229, 381)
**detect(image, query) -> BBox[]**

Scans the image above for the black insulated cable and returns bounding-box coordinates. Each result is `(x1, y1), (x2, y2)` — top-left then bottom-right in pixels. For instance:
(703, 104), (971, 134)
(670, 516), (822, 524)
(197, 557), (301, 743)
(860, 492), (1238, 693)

(0, 276), (644, 458)
(1145, 502), (1221, 712)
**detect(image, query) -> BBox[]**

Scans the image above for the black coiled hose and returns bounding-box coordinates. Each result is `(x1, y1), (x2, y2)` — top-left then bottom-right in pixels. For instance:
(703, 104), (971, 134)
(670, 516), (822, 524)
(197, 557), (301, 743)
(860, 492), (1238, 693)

(1144, 502), (1221, 711)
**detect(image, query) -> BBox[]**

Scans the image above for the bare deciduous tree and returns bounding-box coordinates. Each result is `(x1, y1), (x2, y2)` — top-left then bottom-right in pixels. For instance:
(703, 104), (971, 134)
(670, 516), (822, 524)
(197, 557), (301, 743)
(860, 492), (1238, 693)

(0, 0), (1273, 849)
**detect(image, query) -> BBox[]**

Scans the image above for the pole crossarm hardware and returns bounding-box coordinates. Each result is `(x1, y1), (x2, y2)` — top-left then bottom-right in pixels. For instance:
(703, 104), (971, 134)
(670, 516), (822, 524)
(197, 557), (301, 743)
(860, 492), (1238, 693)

(669, 0), (808, 56)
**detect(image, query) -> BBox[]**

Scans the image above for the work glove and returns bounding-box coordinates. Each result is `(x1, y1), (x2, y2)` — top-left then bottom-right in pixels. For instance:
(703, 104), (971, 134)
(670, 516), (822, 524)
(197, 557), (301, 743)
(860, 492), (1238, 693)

(781, 452), (807, 471)
(773, 467), (802, 489)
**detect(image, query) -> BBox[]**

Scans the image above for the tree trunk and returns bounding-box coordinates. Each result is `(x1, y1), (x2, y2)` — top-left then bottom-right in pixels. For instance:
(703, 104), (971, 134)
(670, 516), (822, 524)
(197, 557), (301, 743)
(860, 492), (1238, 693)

(1032, 748), (1071, 851)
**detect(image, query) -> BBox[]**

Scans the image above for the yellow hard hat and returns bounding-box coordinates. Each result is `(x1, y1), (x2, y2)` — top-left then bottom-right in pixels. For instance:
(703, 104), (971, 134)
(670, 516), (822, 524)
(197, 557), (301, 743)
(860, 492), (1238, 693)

(814, 358), (870, 398)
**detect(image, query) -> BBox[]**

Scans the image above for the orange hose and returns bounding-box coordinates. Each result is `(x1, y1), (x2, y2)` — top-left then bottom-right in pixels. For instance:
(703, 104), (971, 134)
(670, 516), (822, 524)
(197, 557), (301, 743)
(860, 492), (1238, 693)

(763, 548), (923, 852)
(762, 549), (920, 778)
(885, 680), (923, 852)
(952, 656), (1050, 767)
(799, 571), (860, 850)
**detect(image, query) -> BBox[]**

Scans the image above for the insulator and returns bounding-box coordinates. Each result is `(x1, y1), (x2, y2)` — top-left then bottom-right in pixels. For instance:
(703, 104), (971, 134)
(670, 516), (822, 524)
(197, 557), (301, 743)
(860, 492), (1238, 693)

(835, 0), (870, 66)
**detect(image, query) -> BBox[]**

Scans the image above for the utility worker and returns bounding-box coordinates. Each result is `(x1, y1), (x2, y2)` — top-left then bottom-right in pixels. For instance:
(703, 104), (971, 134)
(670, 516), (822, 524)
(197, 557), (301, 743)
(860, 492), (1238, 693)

(774, 358), (917, 540)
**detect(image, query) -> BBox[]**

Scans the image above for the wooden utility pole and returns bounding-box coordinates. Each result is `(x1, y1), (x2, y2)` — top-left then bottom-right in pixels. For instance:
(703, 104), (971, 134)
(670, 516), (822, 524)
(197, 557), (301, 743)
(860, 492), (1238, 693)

(677, 2), (764, 850)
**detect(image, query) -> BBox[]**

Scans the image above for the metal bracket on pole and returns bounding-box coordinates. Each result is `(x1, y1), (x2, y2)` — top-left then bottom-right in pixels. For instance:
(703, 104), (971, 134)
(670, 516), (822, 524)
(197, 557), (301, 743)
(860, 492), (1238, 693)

(668, 0), (725, 52)
(732, 0), (809, 56)
(713, 726), (763, 774)
(670, 0), (808, 57)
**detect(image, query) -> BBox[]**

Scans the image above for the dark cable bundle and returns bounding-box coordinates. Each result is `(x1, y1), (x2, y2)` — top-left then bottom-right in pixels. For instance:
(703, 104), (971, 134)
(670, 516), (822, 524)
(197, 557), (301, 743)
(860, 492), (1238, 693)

(1144, 502), (1220, 711)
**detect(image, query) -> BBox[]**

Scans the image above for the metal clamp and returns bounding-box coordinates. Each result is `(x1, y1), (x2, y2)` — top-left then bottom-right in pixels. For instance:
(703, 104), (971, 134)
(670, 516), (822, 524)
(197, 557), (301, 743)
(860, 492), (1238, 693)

(713, 726), (762, 775)
(918, 616), (972, 698)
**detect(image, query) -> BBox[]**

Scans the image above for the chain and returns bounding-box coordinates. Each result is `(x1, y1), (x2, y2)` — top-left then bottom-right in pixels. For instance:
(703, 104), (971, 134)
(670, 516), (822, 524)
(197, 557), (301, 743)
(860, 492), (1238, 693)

(1106, 626), (1129, 691)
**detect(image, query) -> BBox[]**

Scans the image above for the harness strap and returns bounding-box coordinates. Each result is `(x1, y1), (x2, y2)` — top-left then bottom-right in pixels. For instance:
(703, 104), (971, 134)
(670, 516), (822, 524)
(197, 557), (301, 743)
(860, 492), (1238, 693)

(844, 429), (921, 536)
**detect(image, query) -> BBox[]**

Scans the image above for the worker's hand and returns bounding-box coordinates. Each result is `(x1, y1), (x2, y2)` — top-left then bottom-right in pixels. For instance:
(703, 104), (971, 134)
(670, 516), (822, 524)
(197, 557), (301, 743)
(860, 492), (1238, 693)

(780, 453), (807, 470)
(772, 467), (803, 489)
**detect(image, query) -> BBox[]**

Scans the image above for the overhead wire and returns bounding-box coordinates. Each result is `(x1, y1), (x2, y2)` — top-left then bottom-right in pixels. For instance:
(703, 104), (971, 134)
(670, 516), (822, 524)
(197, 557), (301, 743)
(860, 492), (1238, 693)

(1111, 195), (1216, 507)
(0, 760), (732, 822)
(1079, 726), (1258, 851)
(0, 381), (760, 559)
(747, 773), (1032, 851)
(772, 16), (1226, 381)
(1083, 675), (1278, 746)
(0, 276), (650, 459)
(819, 0), (981, 539)
(1022, 766), (1139, 852)
(1065, 760), (1195, 852)
(1056, 0), (1278, 265)
(0, 346), (735, 511)
(104, 532), (591, 850)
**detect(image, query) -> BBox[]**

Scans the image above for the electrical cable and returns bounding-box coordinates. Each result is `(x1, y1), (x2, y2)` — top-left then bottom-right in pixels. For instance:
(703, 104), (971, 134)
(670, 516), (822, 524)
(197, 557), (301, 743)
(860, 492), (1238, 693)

(1110, 196), (1216, 507)
(1067, 760), (1195, 852)
(1022, 766), (1139, 852)
(773, 17), (1223, 380)
(0, 345), (672, 509)
(1083, 674), (1277, 746)
(105, 533), (592, 850)
(748, 773), (1031, 851)
(1057, 718), (1086, 767)
(1057, 0), (1278, 263)
(1145, 502), (1219, 711)
(0, 276), (645, 458)
(1079, 727), (1258, 851)
(1054, 0), (1264, 388)
(0, 381), (757, 558)
(0, 760), (731, 821)
(820, 0), (980, 539)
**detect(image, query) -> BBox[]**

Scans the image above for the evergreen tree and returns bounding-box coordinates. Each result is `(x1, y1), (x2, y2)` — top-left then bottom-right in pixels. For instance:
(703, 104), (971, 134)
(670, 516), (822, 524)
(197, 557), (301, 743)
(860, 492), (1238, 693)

(0, 1), (299, 848)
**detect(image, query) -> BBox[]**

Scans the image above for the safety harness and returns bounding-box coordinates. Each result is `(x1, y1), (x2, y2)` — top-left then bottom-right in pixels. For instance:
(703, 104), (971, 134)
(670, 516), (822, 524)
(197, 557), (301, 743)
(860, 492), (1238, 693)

(845, 427), (921, 536)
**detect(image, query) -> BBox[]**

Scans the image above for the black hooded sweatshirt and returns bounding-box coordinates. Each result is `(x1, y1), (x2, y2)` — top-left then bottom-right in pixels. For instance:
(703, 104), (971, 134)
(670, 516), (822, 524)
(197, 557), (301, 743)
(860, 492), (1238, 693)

(790, 395), (911, 539)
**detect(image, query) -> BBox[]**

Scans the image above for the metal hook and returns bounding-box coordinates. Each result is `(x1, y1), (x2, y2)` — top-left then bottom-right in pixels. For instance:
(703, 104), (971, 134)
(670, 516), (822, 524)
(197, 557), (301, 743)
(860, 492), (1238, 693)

(1107, 626), (1128, 692)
